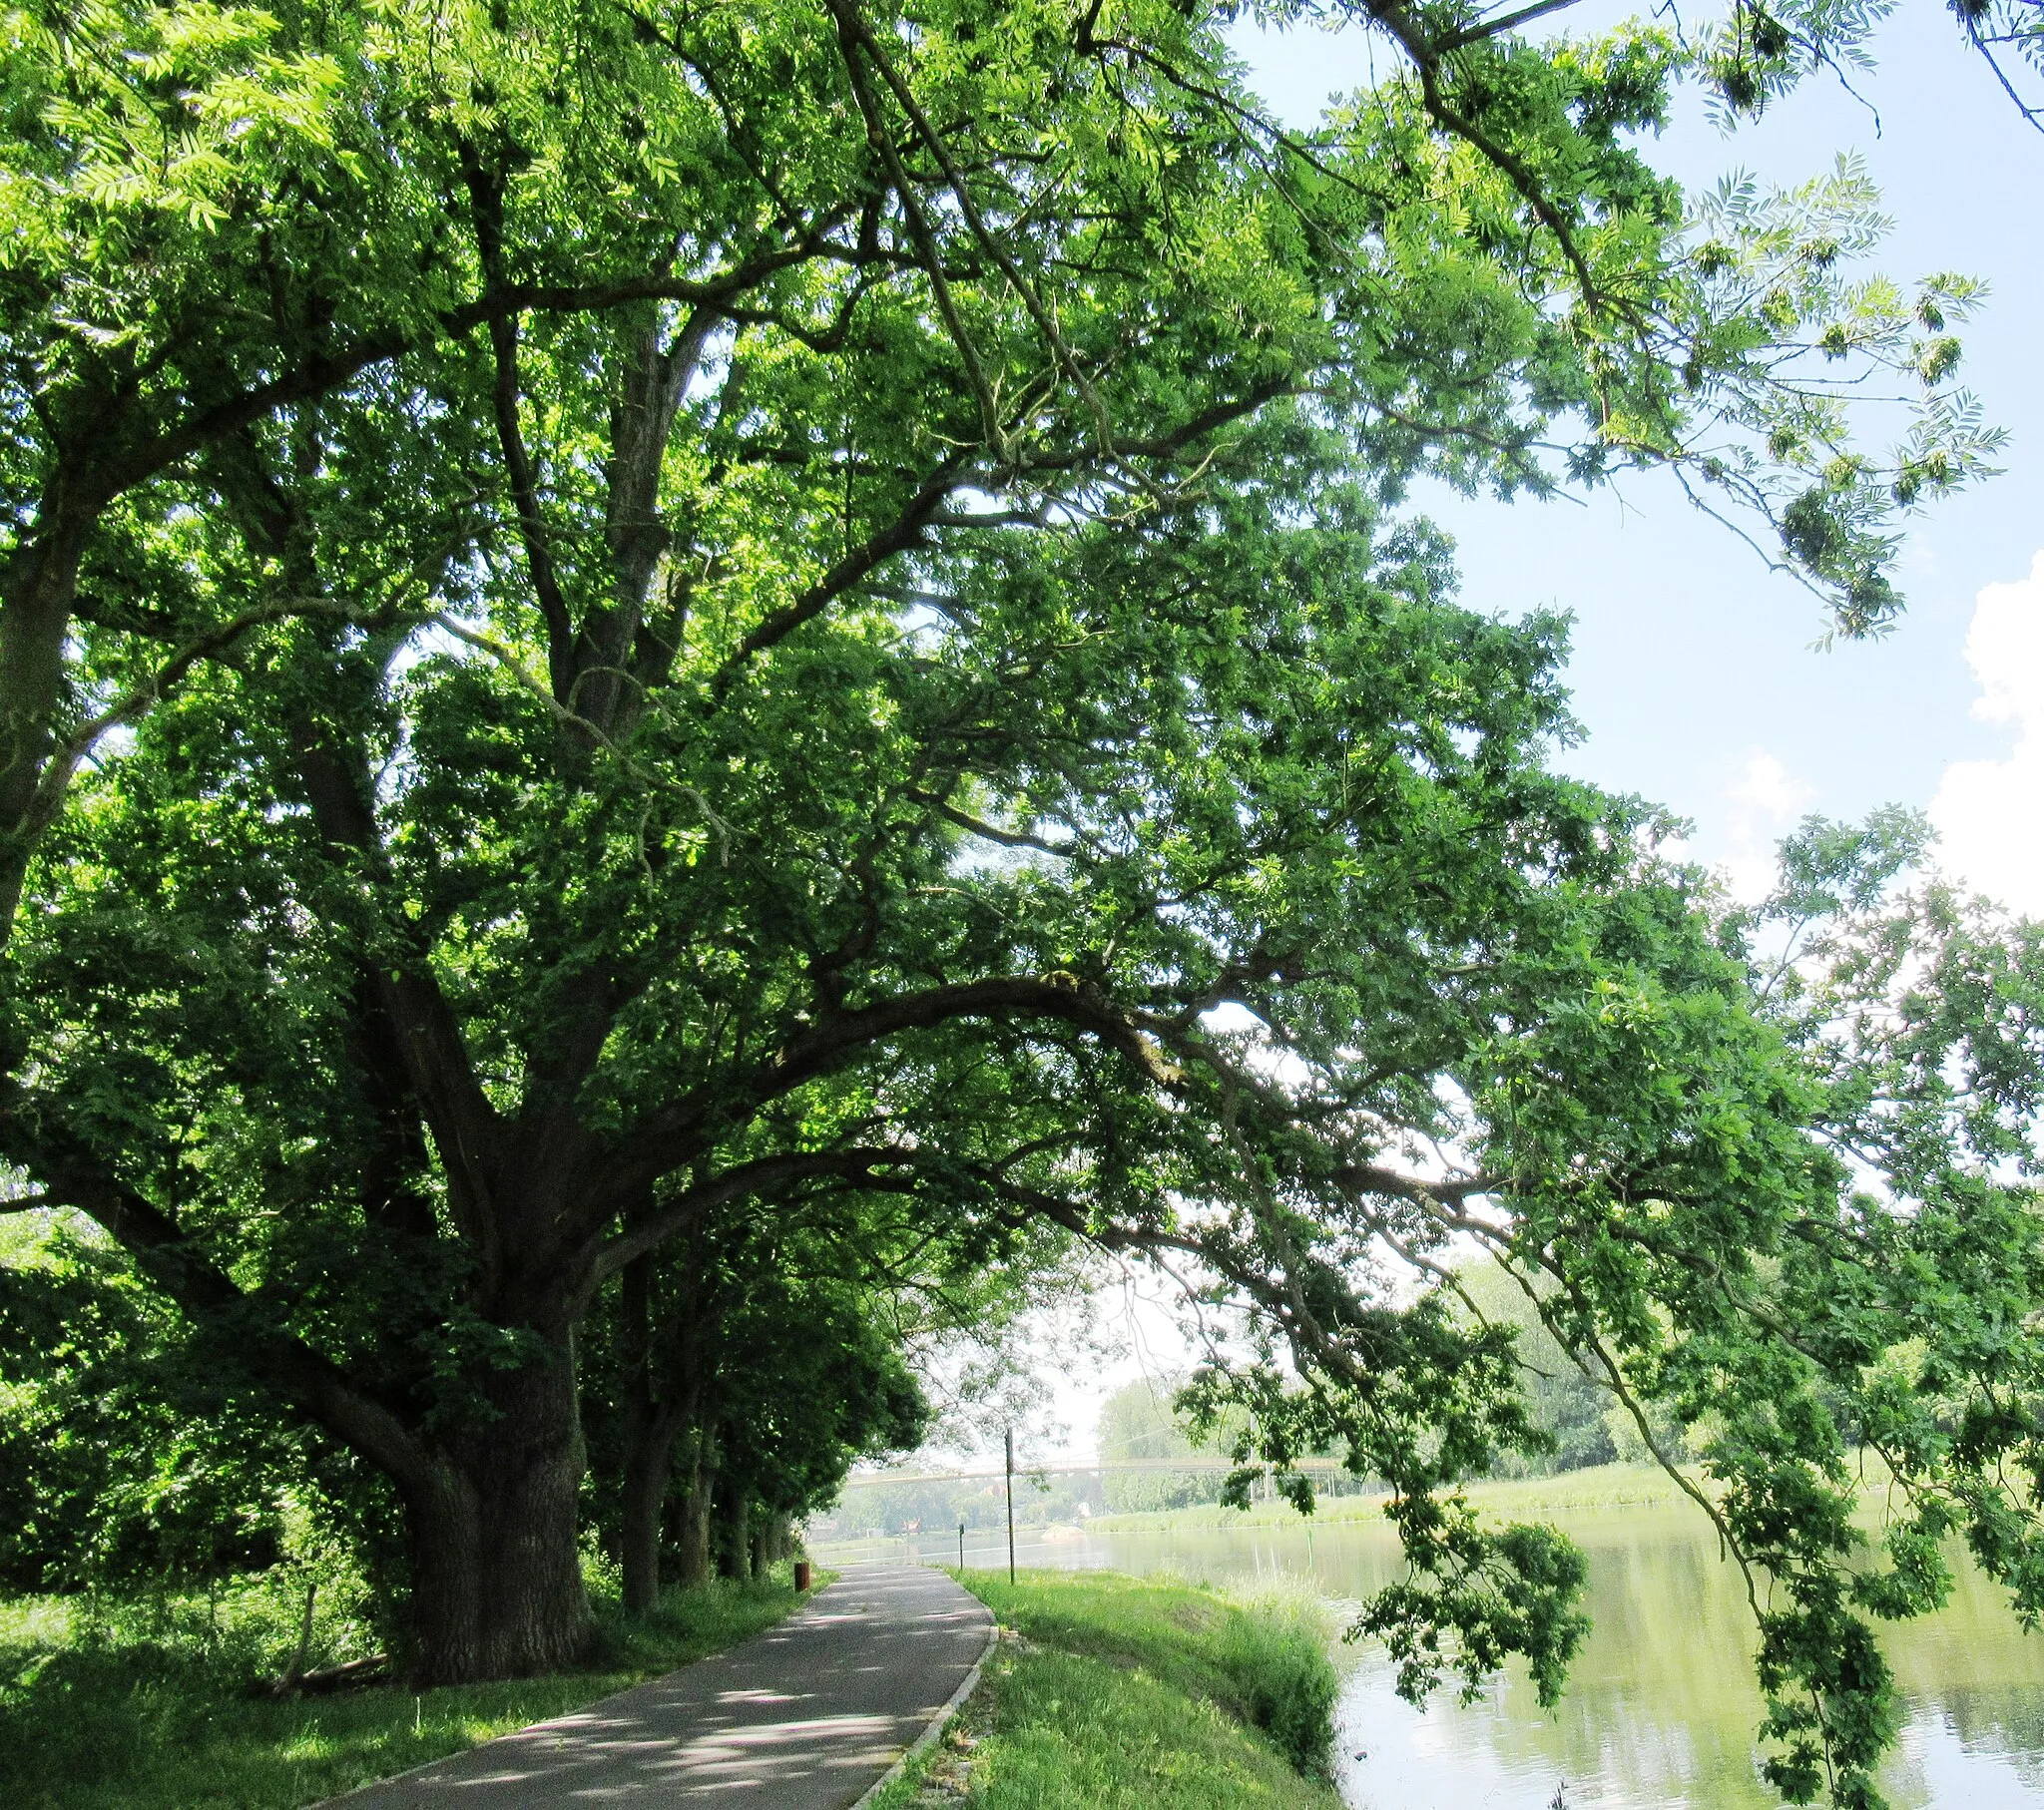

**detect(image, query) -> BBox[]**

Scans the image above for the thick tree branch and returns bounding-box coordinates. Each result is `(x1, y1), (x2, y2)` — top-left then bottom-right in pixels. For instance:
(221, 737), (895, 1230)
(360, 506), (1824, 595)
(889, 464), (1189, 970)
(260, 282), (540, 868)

(1359, 0), (1607, 310)
(828, 0), (1118, 455)
(1434, 0), (1585, 52)
(291, 717), (507, 1263)
(120, 245), (836, 499)
(1008, 376), (1303, 476)
(709, 450), (971, 699)
(601, 973), (1191, 1221)
(12, 1130), (433, 1491)
(23, 595), (436, 854)
(916, 793), (1073, 855)
(204, 443), (506, 1248)
(573, 306), (721, 745)
(485, 315), (576, 691)
(769, 974), (1188, 1102)
(577, 1147), (921, 1304)
(461, 150), (577, 695)
(828, 8), (1007, 454)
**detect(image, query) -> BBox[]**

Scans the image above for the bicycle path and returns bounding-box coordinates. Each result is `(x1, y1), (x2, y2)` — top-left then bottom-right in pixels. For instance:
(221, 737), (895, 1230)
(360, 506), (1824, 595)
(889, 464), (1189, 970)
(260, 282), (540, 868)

(330, 1566), (994, 1808)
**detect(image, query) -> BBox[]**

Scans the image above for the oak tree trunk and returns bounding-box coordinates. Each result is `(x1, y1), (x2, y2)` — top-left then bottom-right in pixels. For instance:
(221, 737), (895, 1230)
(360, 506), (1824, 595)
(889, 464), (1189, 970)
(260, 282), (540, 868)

(617, 1252), (680, 1616)
(717, 1470), (752, 1582)
(0, 500), (96, 936)
(621, 1391), (690, 1617)
(674, 1431), (715, 1588)
(402, 1338), (595, 1685)
(620, 1428), (676, 1615)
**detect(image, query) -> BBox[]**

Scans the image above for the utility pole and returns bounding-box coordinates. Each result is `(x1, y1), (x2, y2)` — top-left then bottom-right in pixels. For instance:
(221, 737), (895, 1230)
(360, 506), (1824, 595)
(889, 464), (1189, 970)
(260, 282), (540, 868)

(1005, 1427), (1016, 1584)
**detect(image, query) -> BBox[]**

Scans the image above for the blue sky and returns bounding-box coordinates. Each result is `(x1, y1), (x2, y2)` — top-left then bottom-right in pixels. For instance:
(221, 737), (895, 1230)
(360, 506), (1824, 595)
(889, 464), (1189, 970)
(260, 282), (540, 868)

(1236, 3), (2044, 910)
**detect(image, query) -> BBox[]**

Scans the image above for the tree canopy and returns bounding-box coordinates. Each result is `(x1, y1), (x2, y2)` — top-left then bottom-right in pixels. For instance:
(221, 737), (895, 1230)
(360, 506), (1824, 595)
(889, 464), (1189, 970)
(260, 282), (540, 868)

(0, 3), (2037, 1806)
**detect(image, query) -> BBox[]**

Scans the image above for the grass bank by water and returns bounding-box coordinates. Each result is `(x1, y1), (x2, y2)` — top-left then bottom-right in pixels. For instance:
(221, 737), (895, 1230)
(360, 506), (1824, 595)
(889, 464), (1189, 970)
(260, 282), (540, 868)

(1088, 1459), (1695, 1533)
(0, 1570), (820, 1810)
(871, 1570), (1344, 1810)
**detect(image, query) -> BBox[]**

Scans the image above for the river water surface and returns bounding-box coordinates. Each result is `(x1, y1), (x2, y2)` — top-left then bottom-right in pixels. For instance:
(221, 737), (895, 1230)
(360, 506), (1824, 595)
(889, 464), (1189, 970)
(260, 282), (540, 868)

(816, 1504), (2044, 1808)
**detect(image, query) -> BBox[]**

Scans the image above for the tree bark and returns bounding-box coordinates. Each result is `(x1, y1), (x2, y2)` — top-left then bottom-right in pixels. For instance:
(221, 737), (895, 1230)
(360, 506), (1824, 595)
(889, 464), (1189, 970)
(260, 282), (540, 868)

(717, 1470), (753, 1582)
(402, 1340), (596, 1685)
(618, 1252), (661, 1615)
(674, 1428), (716, 1589)
(621, 1392), (690, 1615)
(621, 1421), (680, 1615)
(0, 494), (97, 938)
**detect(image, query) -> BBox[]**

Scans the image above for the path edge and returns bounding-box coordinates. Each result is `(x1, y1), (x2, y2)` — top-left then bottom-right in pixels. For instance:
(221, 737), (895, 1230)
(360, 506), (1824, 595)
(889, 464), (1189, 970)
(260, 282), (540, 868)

(848, 1596), (1001, 1810)
(313, 1585), (833, 1807)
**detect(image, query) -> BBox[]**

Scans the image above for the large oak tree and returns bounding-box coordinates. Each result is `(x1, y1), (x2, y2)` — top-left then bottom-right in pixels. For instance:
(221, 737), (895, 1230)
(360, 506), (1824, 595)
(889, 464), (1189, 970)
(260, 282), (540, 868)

(3, 4), (2037, 1805)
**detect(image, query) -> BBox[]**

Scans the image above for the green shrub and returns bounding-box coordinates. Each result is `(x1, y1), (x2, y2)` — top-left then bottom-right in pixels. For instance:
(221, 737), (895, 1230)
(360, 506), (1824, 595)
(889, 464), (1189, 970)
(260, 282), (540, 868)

(1217, 1599), (1338, 1773)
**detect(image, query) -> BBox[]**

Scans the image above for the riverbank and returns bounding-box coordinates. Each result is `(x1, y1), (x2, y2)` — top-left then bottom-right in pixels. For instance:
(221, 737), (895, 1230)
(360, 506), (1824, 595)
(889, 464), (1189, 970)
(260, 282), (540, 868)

(1087, 1459), (1692, 1533)
(870, 1570), (1345, 1809)
(807, 1462), (1701, 1568)
(0, 1571), (820, 1810)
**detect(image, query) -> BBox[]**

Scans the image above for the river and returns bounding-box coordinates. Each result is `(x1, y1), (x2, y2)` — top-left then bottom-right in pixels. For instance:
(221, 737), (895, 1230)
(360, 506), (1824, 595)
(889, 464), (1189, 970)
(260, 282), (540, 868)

(814, 1503), (2044, 1808)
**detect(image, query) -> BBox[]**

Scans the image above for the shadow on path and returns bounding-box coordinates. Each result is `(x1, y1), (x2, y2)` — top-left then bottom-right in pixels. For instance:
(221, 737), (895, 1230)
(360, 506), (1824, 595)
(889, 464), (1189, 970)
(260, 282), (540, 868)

(328, 1567), (992, 1807)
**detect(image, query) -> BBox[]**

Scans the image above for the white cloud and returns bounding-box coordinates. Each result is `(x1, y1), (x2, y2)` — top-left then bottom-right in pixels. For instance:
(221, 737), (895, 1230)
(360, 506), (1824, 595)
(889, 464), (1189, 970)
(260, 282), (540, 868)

(1929, 551), (2044, 917)
(1720, 749), (1816, 902)
(1729, 749), (1815, 826)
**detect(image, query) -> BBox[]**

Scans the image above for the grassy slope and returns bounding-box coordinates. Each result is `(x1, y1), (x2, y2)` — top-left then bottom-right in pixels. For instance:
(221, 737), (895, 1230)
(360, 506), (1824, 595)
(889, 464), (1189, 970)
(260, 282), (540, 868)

(0, 1574), (820, 1810)
(871, 1571), (1346, 1810)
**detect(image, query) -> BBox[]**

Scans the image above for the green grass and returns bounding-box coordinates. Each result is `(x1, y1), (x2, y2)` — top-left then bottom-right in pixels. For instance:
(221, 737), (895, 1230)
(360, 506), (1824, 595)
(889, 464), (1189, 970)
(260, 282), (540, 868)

(0, 1570), (823, 1810)
(868, 1570), (1345, 1810)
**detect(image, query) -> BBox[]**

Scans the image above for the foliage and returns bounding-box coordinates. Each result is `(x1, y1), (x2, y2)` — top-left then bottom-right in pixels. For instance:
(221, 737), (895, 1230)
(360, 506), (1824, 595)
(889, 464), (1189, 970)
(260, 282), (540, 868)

(1170, 805), (2044, 1807)
(581, 1200), (936, 1554)
(1699, 818), (2044, 1806)
(0, 0), (1996, 946)
(0, 1212), (397, 1604)
(1691, 0), (2044, 135)
(1450, 1258), (1622, 1477)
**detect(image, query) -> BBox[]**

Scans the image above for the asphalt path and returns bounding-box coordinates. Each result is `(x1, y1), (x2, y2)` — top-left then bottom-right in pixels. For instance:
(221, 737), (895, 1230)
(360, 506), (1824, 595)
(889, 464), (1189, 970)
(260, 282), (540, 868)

(328, 1566), (993, 1808)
